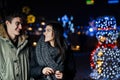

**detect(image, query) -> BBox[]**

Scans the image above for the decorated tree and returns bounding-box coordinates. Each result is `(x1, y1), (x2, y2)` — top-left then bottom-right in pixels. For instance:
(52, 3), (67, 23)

(90, 16), (120, 80)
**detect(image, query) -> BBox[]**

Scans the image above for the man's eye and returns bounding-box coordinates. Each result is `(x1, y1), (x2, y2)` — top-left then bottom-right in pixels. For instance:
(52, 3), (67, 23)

(16, 22), (22, 26)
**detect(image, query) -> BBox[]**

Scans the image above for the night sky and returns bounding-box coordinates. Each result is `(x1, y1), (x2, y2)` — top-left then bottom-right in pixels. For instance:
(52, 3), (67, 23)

(1, 0), (120, 26)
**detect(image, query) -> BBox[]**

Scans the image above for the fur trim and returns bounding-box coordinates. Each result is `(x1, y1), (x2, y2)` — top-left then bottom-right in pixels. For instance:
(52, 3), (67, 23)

(0, 24), (9, 38)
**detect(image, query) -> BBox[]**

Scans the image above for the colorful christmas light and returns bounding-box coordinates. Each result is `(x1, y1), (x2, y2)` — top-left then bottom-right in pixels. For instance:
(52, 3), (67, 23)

(90, 16), (120, 80)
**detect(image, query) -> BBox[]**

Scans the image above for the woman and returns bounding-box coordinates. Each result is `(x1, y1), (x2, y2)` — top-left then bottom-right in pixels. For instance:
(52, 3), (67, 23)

(32, 21), (67, 80)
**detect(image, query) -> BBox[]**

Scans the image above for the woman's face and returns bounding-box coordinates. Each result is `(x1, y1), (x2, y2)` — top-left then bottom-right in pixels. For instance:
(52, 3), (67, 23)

(43, 25), (55, 42)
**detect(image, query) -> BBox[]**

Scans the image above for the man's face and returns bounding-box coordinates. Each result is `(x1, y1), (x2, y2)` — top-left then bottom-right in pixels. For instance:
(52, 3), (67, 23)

(6, 17), (23, 36)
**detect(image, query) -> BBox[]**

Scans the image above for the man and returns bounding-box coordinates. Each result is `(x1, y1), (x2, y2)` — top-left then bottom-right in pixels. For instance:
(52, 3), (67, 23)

(0, 11), (29, 80)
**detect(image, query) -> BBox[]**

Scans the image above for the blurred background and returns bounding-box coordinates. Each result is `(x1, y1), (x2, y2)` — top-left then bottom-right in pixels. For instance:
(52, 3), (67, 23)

(0, 0), (120, 25)
(0, 0), (120, 79)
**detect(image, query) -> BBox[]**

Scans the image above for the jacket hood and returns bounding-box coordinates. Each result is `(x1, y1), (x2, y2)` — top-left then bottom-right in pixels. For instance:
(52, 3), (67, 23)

(0, 24), (28, 43)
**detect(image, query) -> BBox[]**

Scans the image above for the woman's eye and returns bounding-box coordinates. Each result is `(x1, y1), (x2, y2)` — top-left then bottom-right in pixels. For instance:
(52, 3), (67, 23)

(47, 30), (51, 32)
(47, 29), (53, 32)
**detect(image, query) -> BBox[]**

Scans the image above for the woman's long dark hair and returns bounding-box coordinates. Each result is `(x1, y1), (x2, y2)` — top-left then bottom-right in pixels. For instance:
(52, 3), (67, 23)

(46, 21), (67, 58)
